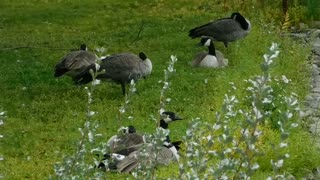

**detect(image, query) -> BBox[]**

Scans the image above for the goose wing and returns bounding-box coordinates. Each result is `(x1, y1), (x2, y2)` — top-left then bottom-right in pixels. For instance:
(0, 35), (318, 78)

(191, 52), (207, 67)
(115, 143), (144, 156)
(189, 18), (243, 41)
(54, 50), (97, 77)
(98, 53), (142, 82)
(73, 52), (146, 85)
(155, 146), (177, 165)
(116, 151), (140, 173)
(64, 51), (96, 69)
(116, 145), (177, 173)
(110, 134), (144, 154)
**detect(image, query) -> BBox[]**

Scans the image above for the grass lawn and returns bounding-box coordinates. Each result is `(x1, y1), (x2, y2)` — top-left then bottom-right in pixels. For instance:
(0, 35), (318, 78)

(0, 0), (319, 179)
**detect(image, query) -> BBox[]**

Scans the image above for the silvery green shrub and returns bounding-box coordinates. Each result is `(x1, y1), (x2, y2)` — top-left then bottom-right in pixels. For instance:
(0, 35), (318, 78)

(0, 110), (6, 179)
(178, 43), (300, 179)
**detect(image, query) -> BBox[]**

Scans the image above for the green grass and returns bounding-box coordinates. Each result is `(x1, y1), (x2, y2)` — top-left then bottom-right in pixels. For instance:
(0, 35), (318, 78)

(0, 0), (319, 179)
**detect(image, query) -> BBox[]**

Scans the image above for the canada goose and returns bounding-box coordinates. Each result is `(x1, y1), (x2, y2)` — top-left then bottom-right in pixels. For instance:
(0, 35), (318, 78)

(191, 38), (228, 68)
(107, 112), (183, 155)
(107, 125), (137, 149)
(97, 112), (183, 170)
(115, 140), (182, 173)
(74, 52), (152, 95)
(54, 44), (98, 80)
(189, 12), (251, 47)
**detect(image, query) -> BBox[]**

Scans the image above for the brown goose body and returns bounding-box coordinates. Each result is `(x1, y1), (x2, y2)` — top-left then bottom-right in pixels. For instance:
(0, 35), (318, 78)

(192, 50), (227, 68)
(108, 133), (145, 155)
(54, 44), (97, 79)
(189, 12), (251, 47)
(97, 53), (152, 83)
(97, 112), (184, 171)
(116, 142), (181, 173)
(107, 112), (182, 156)
(191, 38), (228, 68)
(74, 52), (152, 95)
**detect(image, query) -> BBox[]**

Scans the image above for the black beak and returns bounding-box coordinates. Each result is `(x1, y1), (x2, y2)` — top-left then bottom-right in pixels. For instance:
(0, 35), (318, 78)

(173, 115), (183, 121)
(172, 141), (182, 146)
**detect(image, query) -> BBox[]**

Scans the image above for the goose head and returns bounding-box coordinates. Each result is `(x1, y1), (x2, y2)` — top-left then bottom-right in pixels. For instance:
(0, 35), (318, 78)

(197, 38), (229, 68)
(139, 52), (153, 76)
(199, 38), (216, 56)
(160, 111), (183, 125)
(107, 125), (137, 147)
(159, 111), (183, 142)
(80, 44), (87, 51)
(120, 125), (136, 134)
(197, 37), (212, 47)
(231, 12), (251, 31)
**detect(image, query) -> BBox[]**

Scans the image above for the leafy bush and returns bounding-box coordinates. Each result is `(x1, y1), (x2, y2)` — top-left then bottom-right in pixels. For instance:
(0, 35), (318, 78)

(51, 43), (319, 179)
(178, 43), (303, 179)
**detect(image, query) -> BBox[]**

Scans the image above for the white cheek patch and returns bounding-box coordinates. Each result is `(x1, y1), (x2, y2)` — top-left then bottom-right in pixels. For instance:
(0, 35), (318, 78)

(117, 126), (127, 133)
(163, 116), (172, 123)
(163, 141), (170, 146)
(204, 39), (211, 46)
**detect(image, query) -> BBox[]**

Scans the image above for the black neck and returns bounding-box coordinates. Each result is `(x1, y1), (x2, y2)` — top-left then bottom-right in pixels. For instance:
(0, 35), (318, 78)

(208, 42), (216, 56)
(160, 119), (169, 129)
(165, 135), (171, 143)
(235, 15), (249, 30)
(160, 119), (171, 143)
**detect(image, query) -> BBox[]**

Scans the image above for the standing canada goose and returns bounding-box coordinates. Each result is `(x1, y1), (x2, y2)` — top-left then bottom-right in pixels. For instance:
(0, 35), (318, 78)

(191, 38), (228, 68)
(107, 112), (183, 155)
(189, 12), (251, 47)
(74, 52), (152, 95)
(115, 140), (182, 173)
(54, 44), (98, 81)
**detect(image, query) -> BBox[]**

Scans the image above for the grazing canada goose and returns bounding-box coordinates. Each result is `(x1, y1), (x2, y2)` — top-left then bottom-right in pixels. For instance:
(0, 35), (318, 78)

(74, 52), (152, 95)
(54, 44), (98, 81)
(189, 12), (251, 47)
(107, 112), (183, 155)
(115, 140), (182, 173)
(191, 38), (228, 68)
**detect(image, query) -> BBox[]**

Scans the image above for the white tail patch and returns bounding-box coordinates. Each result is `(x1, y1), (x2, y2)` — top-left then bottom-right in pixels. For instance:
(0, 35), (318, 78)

(111, 153), (125, 161)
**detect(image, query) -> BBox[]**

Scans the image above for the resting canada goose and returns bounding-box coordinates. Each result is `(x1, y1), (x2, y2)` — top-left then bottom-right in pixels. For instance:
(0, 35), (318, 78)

(191, 38), (228, 68)
(97, 112), (183, 170)
(115, 140), (182, 173)
(74, 52), (152, 95)
(189, 12), (251, 47)
(54, 44), (98, 80)
(107, 125), (137, 149)
(107, 112), (183, 155)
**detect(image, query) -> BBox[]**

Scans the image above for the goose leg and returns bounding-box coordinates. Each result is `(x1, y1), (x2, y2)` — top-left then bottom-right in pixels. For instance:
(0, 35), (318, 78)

(223, 42), (228, 48)
(121, 82), (126, 96)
